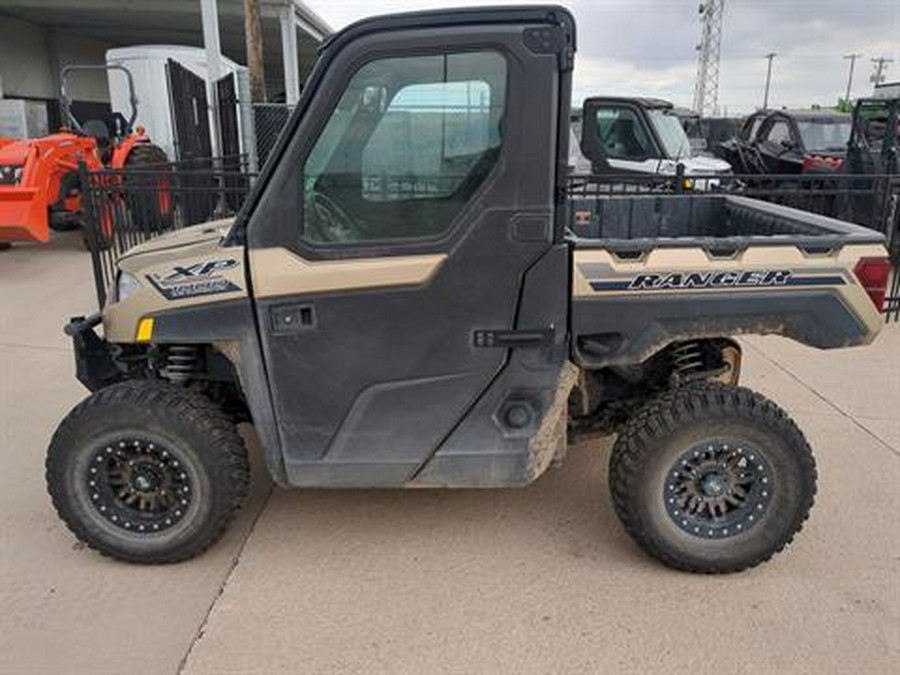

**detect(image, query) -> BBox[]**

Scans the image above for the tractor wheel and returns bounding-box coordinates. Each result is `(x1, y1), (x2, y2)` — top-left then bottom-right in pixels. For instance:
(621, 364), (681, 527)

(608, 383), (816, 574)
(46, 380), (250, 564)
(124, 144), (174, 234)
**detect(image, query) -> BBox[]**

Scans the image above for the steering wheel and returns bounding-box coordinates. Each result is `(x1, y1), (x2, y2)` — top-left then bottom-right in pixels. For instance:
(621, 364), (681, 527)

(308, 192), (363, 243)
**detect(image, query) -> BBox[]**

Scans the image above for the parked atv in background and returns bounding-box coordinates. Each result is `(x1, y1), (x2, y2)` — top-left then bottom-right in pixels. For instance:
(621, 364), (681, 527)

(717, 109), (852, 175)
(843, 97), (899, 176)
(571, 97), (732, 186)
(672, 107), (742, 159)
(0, 64), (169, 244)
(834, 97), (899, 229)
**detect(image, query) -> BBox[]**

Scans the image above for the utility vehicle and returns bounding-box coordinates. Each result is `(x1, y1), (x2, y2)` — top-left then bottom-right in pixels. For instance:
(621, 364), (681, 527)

(571, 96), (732, 179)
(718, 109), (852, 175)
(49, 6), (890, 573)
(0, 64), (168, 243)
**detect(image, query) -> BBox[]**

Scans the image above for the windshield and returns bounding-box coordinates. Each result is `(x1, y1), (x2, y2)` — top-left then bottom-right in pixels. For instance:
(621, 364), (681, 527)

(646, 109), (692, 159)
(796, 120), (852, 153)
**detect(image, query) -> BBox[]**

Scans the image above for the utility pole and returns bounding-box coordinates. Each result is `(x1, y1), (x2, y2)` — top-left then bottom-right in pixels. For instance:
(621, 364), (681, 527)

(692, 0), (725, 117)
(762, 52), (776, 109)
(870, 56), (894, 86)
(243, 0), (267, 102)
(843, 53), (862, 103)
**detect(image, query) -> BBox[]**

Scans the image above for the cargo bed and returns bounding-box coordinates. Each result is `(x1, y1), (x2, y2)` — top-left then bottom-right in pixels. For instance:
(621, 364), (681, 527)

(568, 193), (885, 253)
(568, 192), (888, 369)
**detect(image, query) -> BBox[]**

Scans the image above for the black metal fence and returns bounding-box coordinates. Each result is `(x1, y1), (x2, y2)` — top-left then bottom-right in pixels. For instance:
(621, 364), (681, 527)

(253, 103), (294, 168)
(568, 171), (900, 235)
(573, 170), (900, 321)
(80, 156), (255, 308)
(81, 160), (900, 321)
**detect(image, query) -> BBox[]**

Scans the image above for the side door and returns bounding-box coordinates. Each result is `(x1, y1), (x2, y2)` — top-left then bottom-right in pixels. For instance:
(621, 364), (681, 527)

(758, 115), (800, 172)
(580, 100), (662, 174)
(244, 11), (572, 487)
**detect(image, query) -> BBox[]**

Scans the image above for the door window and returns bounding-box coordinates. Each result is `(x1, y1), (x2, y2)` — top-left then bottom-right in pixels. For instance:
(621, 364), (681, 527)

(745, 115), (763, 141)
(302, 51), (507, 244)
(765, 120), (791, 145)
(594, 107), (653, 160)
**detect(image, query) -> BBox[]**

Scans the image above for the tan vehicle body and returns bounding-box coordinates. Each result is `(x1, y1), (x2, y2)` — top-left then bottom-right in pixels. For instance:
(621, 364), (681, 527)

(47, 5), (893, 571)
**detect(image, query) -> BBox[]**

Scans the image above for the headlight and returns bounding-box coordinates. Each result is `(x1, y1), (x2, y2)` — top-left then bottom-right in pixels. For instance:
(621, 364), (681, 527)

(0, 165), (23, 184)
(116, 271), (143, 302)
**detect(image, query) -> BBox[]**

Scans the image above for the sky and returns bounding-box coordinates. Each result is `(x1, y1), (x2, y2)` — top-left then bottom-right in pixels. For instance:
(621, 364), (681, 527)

(303, 0), (900, 115)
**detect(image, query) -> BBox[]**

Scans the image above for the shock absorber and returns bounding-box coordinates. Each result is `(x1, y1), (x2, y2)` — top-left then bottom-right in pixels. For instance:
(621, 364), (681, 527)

(163, 345), (201, 383)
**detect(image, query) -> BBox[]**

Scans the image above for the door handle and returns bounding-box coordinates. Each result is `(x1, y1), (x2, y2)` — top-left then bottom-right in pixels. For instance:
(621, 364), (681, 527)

(473, 329), (553, 349)
(270, 304), (316, 335)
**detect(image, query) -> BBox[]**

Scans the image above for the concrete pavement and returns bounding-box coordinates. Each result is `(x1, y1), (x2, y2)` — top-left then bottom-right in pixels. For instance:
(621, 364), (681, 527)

(1, 233), (898, 674)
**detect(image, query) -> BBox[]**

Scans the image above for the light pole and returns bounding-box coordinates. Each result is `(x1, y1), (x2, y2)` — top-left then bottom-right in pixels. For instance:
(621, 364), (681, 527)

(763, 53), (776, 109)
(843, 53), (862, 104)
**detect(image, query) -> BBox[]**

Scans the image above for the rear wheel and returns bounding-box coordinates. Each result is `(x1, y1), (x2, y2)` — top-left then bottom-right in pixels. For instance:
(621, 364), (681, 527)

(609, 383), (816, 573)
(123, 143), (173, 234)
(46, 381), (249, 564)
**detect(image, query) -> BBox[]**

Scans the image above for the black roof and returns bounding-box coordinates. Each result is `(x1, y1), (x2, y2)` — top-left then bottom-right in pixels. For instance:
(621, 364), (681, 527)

(322, 4), (576, 53)
(582, 96), (673, 109)
(750, 109), (850, 122)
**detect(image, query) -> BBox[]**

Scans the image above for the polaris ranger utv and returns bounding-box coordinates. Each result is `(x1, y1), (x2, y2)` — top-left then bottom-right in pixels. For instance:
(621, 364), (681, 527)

(48, 6), (891, 573)
(570, 96), (732, 178)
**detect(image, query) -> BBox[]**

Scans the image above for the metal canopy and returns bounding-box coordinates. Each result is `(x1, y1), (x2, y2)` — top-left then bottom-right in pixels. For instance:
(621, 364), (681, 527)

(0, 0), (331, 98)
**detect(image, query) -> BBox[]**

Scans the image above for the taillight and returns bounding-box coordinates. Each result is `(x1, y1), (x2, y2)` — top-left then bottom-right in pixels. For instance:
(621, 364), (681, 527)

(802, 154), (843, 173)
(853, 257), (891, 311)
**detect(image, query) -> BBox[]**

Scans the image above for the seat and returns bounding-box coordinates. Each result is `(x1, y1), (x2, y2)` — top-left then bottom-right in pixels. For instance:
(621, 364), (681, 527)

(82, 119), (112, 163)
(606, 118), (645, 159)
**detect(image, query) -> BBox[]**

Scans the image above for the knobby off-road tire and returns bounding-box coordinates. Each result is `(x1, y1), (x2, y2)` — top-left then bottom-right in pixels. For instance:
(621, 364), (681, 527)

(609, 383), (816, 574)
(46, 380), (249, 564)
(124, 143), (174, 234)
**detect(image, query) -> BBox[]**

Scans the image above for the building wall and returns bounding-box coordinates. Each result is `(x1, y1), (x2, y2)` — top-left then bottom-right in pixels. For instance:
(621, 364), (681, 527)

(0, 15), (112, 103)
(56, 32), (115, 103)
(0, 16), (55, 100)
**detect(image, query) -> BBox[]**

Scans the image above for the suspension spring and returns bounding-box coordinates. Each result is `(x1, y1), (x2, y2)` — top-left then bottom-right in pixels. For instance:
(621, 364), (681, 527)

(671, 341), (705, 380)
(163, 345), (201, 383)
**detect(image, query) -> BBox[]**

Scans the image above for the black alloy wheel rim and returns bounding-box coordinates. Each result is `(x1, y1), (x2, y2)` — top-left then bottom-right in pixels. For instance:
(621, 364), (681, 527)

(663, 441), (773, 539)
(85, 438), (193, 534)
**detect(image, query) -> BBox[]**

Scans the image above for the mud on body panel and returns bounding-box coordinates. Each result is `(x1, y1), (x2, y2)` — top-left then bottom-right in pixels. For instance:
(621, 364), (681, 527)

(570, 244), (885, 369)
(572, 244), (885, 329)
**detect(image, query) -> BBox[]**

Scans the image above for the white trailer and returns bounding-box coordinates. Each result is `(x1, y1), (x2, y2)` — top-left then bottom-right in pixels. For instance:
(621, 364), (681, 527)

(105, 45), (246, 161)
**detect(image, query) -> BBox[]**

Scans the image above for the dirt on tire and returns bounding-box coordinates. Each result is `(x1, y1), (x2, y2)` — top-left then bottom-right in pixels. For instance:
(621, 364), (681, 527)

(608, 382), (817, 574)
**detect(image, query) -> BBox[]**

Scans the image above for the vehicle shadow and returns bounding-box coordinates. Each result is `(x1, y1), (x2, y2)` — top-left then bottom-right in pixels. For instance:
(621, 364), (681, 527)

(242, 434), (656, 573)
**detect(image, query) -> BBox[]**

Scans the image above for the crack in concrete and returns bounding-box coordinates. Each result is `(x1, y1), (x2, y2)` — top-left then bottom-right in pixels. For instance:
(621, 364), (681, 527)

(176, 483), (274, 675)
(745, 341), (900, 460)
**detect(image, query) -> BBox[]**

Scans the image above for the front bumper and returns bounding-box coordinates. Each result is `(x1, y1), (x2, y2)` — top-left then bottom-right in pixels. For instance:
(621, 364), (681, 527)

(65, 314), (123, 392)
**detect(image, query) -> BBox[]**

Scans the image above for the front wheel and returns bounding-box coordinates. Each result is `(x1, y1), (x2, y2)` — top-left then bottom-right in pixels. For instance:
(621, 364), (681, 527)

(609, 383), (816, 573)
(46, 381), (250, 563)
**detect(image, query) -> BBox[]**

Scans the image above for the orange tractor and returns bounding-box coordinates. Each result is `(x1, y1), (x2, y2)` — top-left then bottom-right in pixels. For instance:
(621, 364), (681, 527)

(0, 64), (168, 244)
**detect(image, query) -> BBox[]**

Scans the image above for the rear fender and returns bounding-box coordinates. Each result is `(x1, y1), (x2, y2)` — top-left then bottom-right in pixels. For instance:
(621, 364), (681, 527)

(110, 133), (151, 168)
